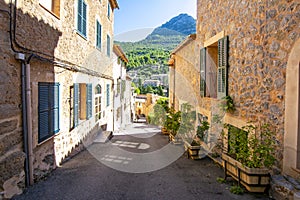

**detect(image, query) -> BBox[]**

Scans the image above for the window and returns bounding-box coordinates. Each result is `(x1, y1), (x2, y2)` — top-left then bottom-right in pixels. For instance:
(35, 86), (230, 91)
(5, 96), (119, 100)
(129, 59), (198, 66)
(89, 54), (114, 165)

(121, 80), (126, 99)
(106, 84), (110, 107)
(73, 83), (92, 127)
(95, 84), (102, 121)
(200, 36), (228, 99)
(107, 35), (111, 57)
(38, 82), (60, 143)
(39, 0), (60, 18)
(77, 0), (87, 38)
(107, 2), (111, 19)
(96, 20), (102, 49)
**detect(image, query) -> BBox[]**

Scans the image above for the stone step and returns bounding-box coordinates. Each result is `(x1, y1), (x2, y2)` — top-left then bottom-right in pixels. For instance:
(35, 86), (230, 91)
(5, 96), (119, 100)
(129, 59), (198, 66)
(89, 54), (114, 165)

(93, 131), (113, 143)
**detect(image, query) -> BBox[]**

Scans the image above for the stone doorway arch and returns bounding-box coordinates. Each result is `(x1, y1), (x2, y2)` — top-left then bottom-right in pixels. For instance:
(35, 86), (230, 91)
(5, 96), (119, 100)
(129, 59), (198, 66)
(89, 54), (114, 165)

(283, 38), (300, 177)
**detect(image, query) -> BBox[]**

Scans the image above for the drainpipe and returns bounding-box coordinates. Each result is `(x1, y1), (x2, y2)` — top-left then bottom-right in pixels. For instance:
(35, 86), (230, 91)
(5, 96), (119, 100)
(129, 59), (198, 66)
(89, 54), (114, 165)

(20, 58), (30, 186)
(26, 55), (34, 185)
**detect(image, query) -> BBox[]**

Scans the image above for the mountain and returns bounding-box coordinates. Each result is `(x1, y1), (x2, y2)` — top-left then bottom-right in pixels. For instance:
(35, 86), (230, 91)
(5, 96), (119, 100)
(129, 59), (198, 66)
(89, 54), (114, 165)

(115, 13), (196, 88)
(151, 13), (196, 36)
(117, 13), (196, 51)
(142, 13), (196, 47)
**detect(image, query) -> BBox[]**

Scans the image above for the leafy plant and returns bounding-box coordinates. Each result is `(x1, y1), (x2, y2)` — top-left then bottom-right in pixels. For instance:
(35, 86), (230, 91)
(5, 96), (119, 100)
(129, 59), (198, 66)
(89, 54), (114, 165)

(150, 98), (169, 127)
(226, 123), (275, 168)
(196, 121), (210, 141)
(178, 103), (196, 137)
(165, 108), (181, 136)
(220, 96), (235, 113)
(230, 185), (244, 195)
(217, 177), (226, 184)
(190, 139), (200, 146)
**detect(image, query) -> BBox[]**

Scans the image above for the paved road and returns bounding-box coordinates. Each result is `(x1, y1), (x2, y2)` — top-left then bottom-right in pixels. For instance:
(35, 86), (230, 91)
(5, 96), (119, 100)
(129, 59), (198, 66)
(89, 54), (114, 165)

(13, 123), (271, 200)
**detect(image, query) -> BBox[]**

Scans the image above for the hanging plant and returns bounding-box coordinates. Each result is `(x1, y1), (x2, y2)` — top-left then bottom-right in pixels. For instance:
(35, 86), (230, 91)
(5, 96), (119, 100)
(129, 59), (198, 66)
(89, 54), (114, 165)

(220, 96), (235, 113)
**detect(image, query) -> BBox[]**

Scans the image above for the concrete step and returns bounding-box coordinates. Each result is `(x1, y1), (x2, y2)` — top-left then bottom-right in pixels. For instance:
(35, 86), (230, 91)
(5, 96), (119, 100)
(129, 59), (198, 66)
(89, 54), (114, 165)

(93, 131), (113, 143)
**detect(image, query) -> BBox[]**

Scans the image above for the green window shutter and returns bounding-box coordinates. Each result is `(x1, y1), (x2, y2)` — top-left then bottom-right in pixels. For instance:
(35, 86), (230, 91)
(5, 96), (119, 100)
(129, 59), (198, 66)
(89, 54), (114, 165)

(38, 82), (60, 143)
(74, 83), (79, 127)
(86, 84), (92, 119)
(96, 21), (102, 49)
(217, 36), (229, 99)
(106, 84), (110, 107)
(200, 48), (206, 97)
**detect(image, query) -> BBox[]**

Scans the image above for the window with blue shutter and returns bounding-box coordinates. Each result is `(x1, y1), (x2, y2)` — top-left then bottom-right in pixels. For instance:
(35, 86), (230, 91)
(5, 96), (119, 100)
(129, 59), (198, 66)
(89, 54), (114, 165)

(107, 35), (110, 57)
(77, 0), (87, 38)
(96, 20), (102, 49)
(200, 48), (206, 97)
(86, 84), (92, 119)
(95, 84), (102, 121)
(38, 82), (60, 143)
(107, 2), (111, 19)
(106, 84), (110, 107)
(217, 36), (228, 99)
(73, 83), (79, 127)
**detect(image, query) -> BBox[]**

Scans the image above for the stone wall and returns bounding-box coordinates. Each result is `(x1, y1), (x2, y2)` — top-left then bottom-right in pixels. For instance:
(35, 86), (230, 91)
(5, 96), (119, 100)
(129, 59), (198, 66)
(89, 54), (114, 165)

(196, 0), (299, 172)
(0, 0), (25, 198)
(169, 37), (200, 111)
(0, 0), (117, 198)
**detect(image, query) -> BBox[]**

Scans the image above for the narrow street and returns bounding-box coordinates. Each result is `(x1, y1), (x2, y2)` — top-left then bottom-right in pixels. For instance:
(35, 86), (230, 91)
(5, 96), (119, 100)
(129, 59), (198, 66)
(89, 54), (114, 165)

(13, 123), (270, 200)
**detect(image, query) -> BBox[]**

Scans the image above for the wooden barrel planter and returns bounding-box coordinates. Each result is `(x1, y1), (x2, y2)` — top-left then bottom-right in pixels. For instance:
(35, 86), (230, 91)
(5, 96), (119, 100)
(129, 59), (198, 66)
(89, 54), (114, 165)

(183, 141), (201, 160)
(161, 127), (169, 135)
(222, 153), (270, 193)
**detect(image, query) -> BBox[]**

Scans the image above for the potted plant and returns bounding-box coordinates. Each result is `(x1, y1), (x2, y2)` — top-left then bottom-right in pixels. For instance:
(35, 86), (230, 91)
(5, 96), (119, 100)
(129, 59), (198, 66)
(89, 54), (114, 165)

(222, 123), (275, 193)
(149, 98), (170, 135)
(186, 120), (210, 159)
(164, 107), (182, 144)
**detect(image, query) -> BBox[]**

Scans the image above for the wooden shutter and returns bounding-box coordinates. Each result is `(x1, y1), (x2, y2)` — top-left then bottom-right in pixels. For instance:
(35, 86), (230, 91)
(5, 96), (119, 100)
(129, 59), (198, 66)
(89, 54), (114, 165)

(200, 48), (206, 97)
(82, 1), (87, 37)
(106, 84), (110, 106)
(77, 0), (82, 33)
(86, 84), (92, 119)
(96, 21), (101, 49)
(217, 36), (228, 99)
(38, 82), (60, 143)
(74, 83), (79, 127)
(50, 83), (60, 134)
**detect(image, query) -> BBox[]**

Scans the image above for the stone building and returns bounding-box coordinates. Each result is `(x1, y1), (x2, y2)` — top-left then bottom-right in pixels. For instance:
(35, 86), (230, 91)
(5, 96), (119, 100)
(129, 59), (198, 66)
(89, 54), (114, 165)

(113, 45), (132, 131)
(170, 0), (300, 197)
(169, 34), (198, 111)
(0, 0), (119, 198)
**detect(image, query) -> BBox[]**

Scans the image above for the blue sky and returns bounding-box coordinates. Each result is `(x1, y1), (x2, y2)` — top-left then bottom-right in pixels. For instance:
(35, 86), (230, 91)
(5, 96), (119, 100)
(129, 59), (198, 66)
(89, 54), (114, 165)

(114, 0), (197, 35)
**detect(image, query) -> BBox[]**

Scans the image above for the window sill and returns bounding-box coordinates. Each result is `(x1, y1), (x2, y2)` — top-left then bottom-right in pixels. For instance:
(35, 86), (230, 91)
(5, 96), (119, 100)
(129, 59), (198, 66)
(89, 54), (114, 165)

(96, 46), (101, 52)
(37, 132), (59, 146)
(201, 97), (221, 101)
(39, 4), (60, 20)
(76, 31), (87, 40)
